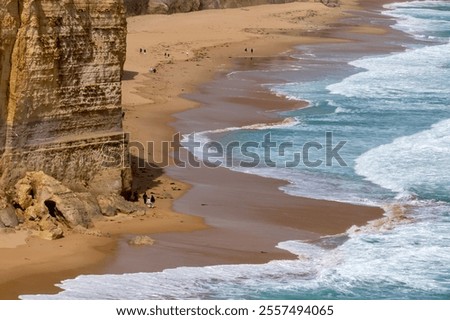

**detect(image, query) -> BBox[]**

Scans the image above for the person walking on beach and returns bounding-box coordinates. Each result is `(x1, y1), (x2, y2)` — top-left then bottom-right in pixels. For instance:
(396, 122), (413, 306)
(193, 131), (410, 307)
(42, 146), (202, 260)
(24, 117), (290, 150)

(143, 192), (148, 205)
(150, 194), (156, 208)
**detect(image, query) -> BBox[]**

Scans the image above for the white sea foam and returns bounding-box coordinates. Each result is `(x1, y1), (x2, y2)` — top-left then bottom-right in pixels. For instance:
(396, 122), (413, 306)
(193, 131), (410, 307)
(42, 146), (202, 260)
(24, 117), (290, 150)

(22, 202), (450, 300)
(226, 70), (244, 79)
(206, 117), (300, 134)
(334, 106), (355, 114)
(327, 42), (450, 104)
(267, 82), (298, 100)
(355, 119), (450, 201)
(384, 1), (450, 40)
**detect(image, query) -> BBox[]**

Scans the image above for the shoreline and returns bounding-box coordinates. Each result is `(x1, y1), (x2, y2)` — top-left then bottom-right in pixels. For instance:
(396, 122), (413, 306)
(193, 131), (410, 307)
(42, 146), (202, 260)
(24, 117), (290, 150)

(0, 0), (409, 299)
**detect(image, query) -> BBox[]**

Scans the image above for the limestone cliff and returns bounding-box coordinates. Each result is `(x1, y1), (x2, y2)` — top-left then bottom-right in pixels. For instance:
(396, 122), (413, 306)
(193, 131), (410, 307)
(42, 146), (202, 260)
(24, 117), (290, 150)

(0, 1), (135, 235)
(0, 0), (129, 192)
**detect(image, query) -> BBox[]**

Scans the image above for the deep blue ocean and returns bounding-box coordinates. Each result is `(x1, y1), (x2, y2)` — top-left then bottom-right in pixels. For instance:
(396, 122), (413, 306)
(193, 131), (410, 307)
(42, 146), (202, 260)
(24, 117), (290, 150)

(24, 1), (450, 299)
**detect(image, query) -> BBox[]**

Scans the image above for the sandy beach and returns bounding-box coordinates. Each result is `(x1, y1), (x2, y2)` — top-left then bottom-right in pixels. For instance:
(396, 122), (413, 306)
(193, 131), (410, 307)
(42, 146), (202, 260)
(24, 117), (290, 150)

(0, 0), (402, 299)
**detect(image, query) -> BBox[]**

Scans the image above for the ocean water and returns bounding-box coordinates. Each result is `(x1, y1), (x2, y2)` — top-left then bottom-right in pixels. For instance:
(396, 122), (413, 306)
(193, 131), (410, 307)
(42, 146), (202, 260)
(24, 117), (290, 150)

(23, 1), (450, 300)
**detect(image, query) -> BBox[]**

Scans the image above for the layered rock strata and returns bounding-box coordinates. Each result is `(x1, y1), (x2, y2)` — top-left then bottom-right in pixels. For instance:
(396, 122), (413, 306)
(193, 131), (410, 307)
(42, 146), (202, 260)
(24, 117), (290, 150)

(0, 1), (135, 235)
(0, 0), (129, 191)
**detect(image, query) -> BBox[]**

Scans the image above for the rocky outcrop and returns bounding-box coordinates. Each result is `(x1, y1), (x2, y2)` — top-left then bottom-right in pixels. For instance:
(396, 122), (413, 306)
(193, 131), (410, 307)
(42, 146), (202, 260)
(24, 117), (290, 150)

(14, 172), (95, 229)
(148, 0), (201, 14)
(124, 0), (312, 15)
(0, 0), (130, 194)
(97, 193), (145, 216)
(8, 171), (142, 238)
(124, 0), (150, 15)
(0, 199), (19, 228)
(319, 0), (340, 7)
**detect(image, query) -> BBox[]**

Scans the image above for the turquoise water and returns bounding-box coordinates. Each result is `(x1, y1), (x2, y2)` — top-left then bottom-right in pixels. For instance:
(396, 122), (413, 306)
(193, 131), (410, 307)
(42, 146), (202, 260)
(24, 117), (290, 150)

(23, 1), (450, 300)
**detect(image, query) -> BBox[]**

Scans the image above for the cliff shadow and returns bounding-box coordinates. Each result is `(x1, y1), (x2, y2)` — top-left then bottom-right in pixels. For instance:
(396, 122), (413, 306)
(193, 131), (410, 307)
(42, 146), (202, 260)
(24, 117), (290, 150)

(129, 154), (164, 195)
(122, 70), (139, 81)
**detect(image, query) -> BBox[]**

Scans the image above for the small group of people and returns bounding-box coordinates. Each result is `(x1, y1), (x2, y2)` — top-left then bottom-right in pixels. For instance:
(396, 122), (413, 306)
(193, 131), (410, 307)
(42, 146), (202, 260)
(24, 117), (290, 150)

(139, 48), (147, 54)
(143, 192), (156, 208)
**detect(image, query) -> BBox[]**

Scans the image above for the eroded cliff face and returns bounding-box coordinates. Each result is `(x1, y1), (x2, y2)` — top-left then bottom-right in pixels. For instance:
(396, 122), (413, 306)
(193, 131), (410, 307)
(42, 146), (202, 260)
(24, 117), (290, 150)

(0, 1), (20, 159)
(0, 0), (129, 192)
(0, 1), (135, 236)
(124, 0), (339, 16)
